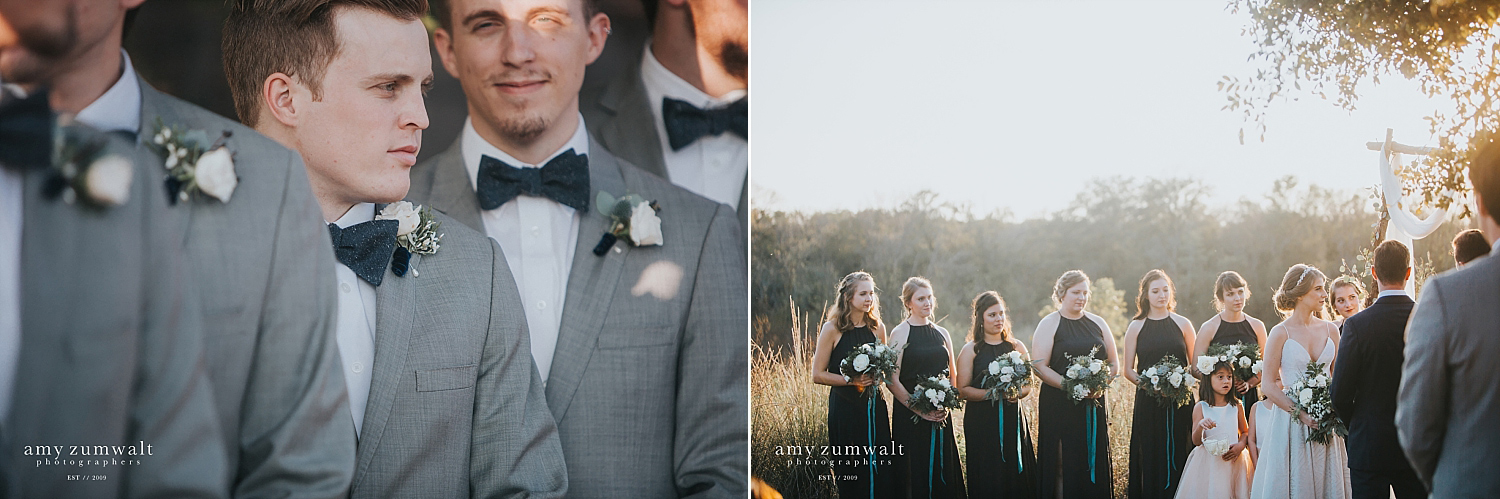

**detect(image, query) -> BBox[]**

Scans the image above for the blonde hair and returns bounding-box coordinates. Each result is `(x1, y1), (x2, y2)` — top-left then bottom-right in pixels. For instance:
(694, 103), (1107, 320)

(969, 291), (1012, 343)
(1328, 275), (1366, 311)
(1212, 271), (1249, 312)
(828, 271), (883, 334)
(1273, 264), (1327, 316)
(1052, 270), (1090, 305)
(900, 276), (934, 319)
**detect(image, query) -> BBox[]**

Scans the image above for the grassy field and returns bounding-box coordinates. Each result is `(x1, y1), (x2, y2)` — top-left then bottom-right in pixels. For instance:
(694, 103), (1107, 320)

(752, 307), (1137, 499)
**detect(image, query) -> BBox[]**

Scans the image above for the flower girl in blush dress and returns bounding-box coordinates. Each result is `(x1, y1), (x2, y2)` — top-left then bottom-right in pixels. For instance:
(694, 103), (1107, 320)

(1176, 363), (1253, 498)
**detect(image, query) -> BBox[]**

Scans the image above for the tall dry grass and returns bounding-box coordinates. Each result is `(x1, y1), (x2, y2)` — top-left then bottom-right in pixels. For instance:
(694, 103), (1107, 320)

(753, 304), (1138, 498)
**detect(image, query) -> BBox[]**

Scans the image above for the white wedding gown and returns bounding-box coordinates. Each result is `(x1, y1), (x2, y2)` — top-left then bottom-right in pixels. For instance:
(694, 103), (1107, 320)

(1249, 337), (1352, 499)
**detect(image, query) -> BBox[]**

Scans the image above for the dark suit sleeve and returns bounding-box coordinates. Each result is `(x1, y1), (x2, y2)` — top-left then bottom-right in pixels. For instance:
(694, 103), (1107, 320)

(1330, 319), (1362, 425)
(125, 145), (231, 498)
(232, 153), (355, 499)
(674, 204), (748, 498)
(470, 239), (567, 498)
(1398, 281), (1450, 489)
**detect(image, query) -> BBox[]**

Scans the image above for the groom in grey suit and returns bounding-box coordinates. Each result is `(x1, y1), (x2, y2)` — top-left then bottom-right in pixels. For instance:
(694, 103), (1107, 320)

(1399, 137), (1500, 498)
(1, 1), (357, 497)
(1, 50), (227, 498)
(416, 0), (747, 496)
(224, 1), (566, 497)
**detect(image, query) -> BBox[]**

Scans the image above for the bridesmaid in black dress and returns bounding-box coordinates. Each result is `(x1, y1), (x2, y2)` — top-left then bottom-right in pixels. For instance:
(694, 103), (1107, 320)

(811, 271), (894, 499)
(1032, 270), (1119, 499)
(1194, 271), (1267, 405)
(886, 277), (966, 499)
(1121, 270), (1195, 499)
(956, 291), (1037, 497)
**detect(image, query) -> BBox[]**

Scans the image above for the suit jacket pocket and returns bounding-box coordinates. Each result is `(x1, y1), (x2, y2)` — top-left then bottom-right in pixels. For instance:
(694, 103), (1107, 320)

(415, 364), (477, 392)
(596, 322), (679, 349)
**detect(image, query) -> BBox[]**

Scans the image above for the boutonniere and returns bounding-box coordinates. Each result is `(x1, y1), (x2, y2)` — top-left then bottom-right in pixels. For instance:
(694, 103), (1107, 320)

(43, 123), (134, 207)
(591, 190), (663, 256)
(149, 118), (237, 204)
(377, 201), (442, 277)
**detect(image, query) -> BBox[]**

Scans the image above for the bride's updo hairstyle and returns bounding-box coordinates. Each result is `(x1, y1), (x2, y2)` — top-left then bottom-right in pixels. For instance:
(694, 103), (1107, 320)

(1273, 264), (1326, 317)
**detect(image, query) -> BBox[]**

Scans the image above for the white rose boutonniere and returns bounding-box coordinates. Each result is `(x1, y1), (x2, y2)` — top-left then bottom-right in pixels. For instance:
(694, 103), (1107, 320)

(377, 201), (442, 277)
(149, 118), (236, 204)
(592, 190), (664, 255)
(45, 124), (133, 208)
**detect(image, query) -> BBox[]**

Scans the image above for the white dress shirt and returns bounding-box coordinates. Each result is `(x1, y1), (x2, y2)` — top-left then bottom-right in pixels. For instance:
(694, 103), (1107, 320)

(329, 203), (379, 437)
(75, 50), (142, 136)
(640, 41), (748, 208)
(461, 118), (587, 381)
(1377, 289), (1409, 300)
(0, 158), (22, 425)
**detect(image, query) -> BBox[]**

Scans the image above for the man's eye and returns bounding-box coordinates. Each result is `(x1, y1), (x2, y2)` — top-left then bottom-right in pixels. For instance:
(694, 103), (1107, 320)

(382, 83), (398, 92)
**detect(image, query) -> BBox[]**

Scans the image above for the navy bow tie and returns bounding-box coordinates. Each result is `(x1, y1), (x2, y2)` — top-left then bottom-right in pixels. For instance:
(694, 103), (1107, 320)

(0, 88), (54, 171)
(662, 97), (746, 151)
(328, 219), (399, 286)
(475, 149), (590, 212)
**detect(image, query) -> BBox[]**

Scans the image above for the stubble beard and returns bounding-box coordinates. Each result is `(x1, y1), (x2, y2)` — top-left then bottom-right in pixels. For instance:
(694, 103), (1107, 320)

(496, 111), (549, 143)
(717, 39), (746, 83)
(0, 8), (78, 85)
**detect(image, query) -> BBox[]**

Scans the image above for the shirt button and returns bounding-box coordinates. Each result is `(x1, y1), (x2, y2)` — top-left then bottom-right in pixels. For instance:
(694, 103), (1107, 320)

(529, 226), (541, 237)
(340, 282), (352, 293)
(351, 361), (363, 373)
(536, 300), (547, 310)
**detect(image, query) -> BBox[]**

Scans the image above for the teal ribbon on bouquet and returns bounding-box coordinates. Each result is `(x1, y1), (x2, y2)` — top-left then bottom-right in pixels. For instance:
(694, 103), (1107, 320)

(866, 396), (877, 499)
(1164, 408), (1175, 489)
(998, 402), (1025, 473)
(927, 423), (947, 499)
(1086, 404), (1098, 483)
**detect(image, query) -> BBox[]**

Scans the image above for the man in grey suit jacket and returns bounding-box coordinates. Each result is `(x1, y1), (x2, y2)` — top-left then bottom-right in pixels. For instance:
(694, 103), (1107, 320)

(0, 77), (227, 497)
(417, 0), (747, 495)
(1, 2), (357, 497)
(223, 1), (566, 497)
(580, 0), (748, 226)
(1398, 137), (1500, 498)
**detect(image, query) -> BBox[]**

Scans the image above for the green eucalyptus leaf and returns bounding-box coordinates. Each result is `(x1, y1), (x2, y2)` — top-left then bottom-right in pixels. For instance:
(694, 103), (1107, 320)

(596, 191), (617, 217)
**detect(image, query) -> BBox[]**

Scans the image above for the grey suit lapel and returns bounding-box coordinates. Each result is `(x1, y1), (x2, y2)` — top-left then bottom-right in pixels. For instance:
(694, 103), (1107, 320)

(544, 140), (630, 420)
(423, 139), (485, 233)
(595, 63), (668, 178)
(351, 252), (421, 485)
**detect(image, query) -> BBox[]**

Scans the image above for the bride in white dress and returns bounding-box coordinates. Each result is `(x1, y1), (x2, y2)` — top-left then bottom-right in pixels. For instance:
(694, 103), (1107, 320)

(1250, 264), (1352, 499)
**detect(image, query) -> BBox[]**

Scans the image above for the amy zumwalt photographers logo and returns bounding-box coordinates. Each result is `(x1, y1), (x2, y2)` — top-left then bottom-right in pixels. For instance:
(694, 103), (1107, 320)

(22, 440), (153, 480)
(774, 441), (904, 480)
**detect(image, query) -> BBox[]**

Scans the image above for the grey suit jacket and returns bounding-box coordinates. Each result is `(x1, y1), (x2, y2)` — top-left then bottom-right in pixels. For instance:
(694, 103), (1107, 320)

(136, 78), (355, 498)
(408, 137), (748, 498)
(1398, 253), (1500, 497)
(580, 48), (750, 229)
(6, 128), (229, 498)
(349, 210), (566, 499)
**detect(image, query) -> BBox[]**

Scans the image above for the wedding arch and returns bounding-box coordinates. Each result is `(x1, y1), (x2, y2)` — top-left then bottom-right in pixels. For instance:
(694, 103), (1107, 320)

(1365, 128), (1446, 294)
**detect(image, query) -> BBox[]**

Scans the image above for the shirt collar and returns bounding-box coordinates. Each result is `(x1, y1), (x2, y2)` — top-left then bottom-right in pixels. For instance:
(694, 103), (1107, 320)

(461, 113), (590, 190)
(75, 50), (141, 135)
(1377, 289), (1408, 300)
(639, 40), (747, 109)
(329, 202), (376, 228)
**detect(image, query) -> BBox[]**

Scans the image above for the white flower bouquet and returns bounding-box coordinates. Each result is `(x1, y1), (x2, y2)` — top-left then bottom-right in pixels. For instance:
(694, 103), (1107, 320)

(1285, 361), (1347, 444)
(1060, 345), (1114, 404)
(1205, 342), (1262, 382)
(838, 342), (899, 396)
(979, 349), (1034, 403)
(1139, 354), (1196, 408)
(1201, 438), (1233, 458)
(906, 369), (963, 422)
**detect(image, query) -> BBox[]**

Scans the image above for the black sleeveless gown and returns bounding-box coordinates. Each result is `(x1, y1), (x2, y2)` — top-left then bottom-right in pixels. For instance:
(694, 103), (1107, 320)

(891, 323), (966, 499)
(1127, 317), (1193, 499)
(1211, 317), (1261, 403)
(826, 325), (895, 499)
(1038, 315), (1114, 499)
(963, 339), (1037, 497)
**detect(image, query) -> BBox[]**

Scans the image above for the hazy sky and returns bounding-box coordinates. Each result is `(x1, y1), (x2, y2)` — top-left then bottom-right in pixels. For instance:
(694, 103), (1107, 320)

(751, 0), (1451, 219)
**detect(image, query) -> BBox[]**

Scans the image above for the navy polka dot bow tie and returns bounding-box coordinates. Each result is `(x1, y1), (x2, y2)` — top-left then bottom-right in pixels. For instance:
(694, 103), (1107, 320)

(662, 97), (747, 151)
(475, 149), (590, 212)
(328, 219), (399, 286)
(0, 88), (54, 171)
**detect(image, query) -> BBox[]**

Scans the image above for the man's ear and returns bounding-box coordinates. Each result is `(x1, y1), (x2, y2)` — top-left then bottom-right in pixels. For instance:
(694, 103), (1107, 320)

(433, 28), (461, 79)
(584, 12), (611, 65)
(262, 72), (299, 127)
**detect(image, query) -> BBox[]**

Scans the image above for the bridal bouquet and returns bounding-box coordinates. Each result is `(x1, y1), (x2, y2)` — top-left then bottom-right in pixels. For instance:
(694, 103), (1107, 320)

(906, 369), (963, 422)
(1205, 342), (1262, 382)
(1139, 354), (1196, 408)
(1285, 361), (1347, 444)
(839, 342), (899, 395)
(1061, 345), (1114, 404)
(979, 349), (1033, 403)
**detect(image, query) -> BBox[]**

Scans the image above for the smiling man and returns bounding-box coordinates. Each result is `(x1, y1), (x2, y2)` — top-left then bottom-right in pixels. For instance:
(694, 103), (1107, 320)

(411, 0), (747, 496)
(223, 1), (566, 497)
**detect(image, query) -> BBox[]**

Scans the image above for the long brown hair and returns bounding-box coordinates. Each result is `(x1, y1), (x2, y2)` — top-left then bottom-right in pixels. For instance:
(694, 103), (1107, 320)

(1133, 269), (1176, 320)
(900, 276), (934, 319)
(969, 291), (1012, 343)
(828, 271), (883, 333)
(1198, 363), (1240, 407)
